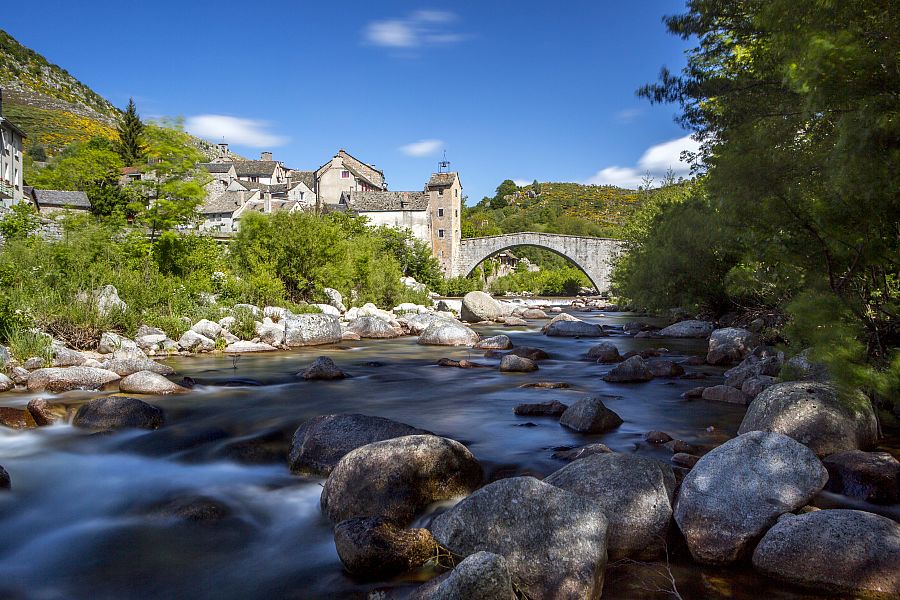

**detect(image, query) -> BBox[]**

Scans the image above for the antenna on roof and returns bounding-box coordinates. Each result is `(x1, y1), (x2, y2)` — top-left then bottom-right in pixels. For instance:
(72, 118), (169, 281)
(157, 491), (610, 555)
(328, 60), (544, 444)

(438, 150), (450, 173)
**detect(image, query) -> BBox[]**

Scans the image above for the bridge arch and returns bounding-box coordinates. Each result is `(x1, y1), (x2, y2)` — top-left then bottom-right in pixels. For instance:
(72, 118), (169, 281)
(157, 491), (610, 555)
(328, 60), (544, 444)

(455, 232), (625, 294)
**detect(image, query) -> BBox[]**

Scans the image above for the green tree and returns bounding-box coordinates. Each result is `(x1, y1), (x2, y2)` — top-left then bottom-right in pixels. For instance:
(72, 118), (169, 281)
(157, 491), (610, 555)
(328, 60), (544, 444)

(116, 98), (145, 165)
(0, 202), (40, 240)
(490, 179), (518, 209)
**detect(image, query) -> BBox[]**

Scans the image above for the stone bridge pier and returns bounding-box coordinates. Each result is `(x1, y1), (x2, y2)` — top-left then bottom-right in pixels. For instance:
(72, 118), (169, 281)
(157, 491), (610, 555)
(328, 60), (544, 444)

(455, 232), (625, 294)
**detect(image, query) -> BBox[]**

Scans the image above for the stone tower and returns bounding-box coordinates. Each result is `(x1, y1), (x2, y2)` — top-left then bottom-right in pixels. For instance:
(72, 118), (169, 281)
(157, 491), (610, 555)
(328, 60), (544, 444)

(425, 172), (462, 277)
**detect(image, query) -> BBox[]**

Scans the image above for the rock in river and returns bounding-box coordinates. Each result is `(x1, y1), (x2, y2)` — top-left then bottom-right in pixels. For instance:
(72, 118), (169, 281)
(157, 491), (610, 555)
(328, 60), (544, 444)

(460, 291), (503, 323)
(586, 342), (621, 363)
(559, 396), (623, 433)
(706, 327), (756, 365)
(283, 314), (343, 347)
(822, 450), (900, 504)
(545, 453), (676, 559)
(0, 465), (9, 490)
(334, 516), (436, 578)
(753, 509), (900, 598)
(738, 381), (878, 456)
(429, 476), (609, 600)
(0, 373), (13, 393)
(73, 396), (165, 430)
(499, 354), (538, 373)
(300, 356), (347, 380)
(417, 320), (479, 347)
(602, 355), (653, 383)
(410, 551), (516, 600)
(543, 317), (605, 337)
(104, 355), (176, 377)
(118, 371), (188, 395)
(289, 414), (428, 475)
(26, 366), (121, 393)
(348, 316), (401, 339)
(474, 334), (513, 350)
(658, 320), (714, 338)
(0, 407), (36, 429)
(674, 430), (827, 565)
(321, 434), (482, 525)
(513, 400), (568, 417)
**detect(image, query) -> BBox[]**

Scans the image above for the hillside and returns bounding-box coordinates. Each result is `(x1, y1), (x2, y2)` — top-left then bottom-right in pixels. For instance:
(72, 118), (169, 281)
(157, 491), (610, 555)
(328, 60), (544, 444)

(0, 29), (230, 160)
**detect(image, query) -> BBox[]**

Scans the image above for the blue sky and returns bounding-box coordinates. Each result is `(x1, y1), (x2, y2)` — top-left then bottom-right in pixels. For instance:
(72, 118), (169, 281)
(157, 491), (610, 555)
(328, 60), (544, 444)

(4, 1), (694, 201)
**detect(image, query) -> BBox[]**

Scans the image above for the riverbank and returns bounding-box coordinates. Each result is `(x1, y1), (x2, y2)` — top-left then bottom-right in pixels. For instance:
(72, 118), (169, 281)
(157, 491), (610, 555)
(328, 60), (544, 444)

(0, 291), (898, 599)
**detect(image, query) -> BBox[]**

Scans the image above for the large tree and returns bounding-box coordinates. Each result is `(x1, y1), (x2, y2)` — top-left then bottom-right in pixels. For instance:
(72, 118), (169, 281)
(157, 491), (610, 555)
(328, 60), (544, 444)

(116, 98), (145, 166)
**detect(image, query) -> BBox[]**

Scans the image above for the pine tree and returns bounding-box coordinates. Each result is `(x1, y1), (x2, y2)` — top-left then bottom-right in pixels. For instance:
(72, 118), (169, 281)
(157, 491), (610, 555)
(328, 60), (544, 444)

(117, 98), (145, 165)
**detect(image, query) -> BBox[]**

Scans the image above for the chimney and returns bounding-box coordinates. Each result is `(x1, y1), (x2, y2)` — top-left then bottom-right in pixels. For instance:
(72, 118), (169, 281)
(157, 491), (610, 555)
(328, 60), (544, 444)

(264, 192), (271, 213)
(261, 151), (273, 161)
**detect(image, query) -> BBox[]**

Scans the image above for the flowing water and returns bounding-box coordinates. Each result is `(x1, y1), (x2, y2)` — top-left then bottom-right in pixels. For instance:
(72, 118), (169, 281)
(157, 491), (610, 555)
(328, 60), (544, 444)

(0, 308), (895, 599)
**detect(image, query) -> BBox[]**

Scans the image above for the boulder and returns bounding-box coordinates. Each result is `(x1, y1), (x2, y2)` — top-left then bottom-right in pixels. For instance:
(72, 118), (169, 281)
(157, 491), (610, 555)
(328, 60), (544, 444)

(348, 316), (401, 339)
(738, 382), (878, 456)
(191, 319), (223, 340)
(460, 291), (503, 323)
(586, 342), (621, 363)
(313, 303), (341, 317)
(0, 465), (8, 490)
(300, 356), (347, 380)
(177, 330), (216, 352)
(522, 308), (548, 319)
(334, 516), (436, 578)
(559, 397), (623, 433)
(822, 450), (900, 504)
(0, 345), (9, 366)
(321, 434), (482, 525)
(474, 335), (512, 350)
(135, 333), (169, 353)
(341, 331), (361, 341)
(602, 355), (653, 383)
(672, 453), (700, 468)
(701, 385), (749, 405)
(406, 313), (456, 335)
(99, 332), (140, 355)
(26, 398), (70, 426)
(323, 287), (346, 313)
(435, 299), (461, 313)
(507, 346), (550, 361)
(513, 400), (568, 417)
(50, 343), (87, 367)
(284, 314), (343, 347)
(544, 318), (605, 337)
(429, 476), (609, 600)
(503, 316), (527, 327)
(499, 355), (538, 373)
(26, 366), (121, 393)
(741, 375), (777, 399)
(104, 355), (176, 377)
(288, 414), (428, 475)
(752, 509), (900, 598)
(540, 312), (579, 333)
(410, 552), (516, 600)
(73, 396), (165, 430)
(707, 327), (756, 365)
(137, 325), (166, 338)
(93, 285), (127, 316)
(657, 320), (714, 338)
(0, 373), (13, 393)
(255, 322), (285, 346)
(647, 360), (685, 378)
(645, 430), (673, 444)
(784, 348), (830, 382)
(545, 453), (676, 559)
(356, 302), (394, 322)
(0, 407), (36, 429)
(118, 371), (188, 395)
(674, 430), (827, 564)
(418, 320), (479, 347)
(724, 348), (783, 388)
(224, 341), (277, 353)
(6, 366), (29, 385)
(552, 443), (613, 461)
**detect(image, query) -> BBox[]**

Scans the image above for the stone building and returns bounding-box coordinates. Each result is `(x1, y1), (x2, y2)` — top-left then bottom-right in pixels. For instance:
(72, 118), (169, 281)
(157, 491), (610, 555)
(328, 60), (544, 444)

(316, 149), (386, 207)
(425, 172), (463, 276)
(0, 88), (26, 208)
(23, 187), (92, 214)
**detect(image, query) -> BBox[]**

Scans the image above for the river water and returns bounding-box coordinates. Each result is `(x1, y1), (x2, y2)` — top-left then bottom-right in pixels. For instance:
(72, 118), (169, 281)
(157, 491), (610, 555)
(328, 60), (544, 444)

(0, 308), (894, 599)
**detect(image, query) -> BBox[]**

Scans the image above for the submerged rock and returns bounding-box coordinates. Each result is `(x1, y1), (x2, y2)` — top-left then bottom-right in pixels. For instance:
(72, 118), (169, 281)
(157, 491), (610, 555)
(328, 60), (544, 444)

(27, 398), (71, 426)
(506, 346), (550, 361)
(26, 366), (121, 393)
(300, 356), (347, 380)
(559, 397), (623, 433)
(73, 396), (164, 430)
(753, 509), (900, 598)
(513, 400), (568, 417)
(321, 434), (482, 525)
(674, 430), (827, 564)
(429, 476), (609, 600)
(738, 381), (878, 456)
(552, 443), (613, 461)
(288, 414), (428, 475)
(545, 453), (676, 559)
(647, 360), (685, 378)
(0, 407), (36, 429)
(333, 516), (436, 578)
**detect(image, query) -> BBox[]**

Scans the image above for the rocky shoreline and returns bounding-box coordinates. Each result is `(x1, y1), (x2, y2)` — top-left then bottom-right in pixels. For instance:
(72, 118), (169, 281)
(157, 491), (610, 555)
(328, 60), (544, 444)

(1, 289), (898, 598)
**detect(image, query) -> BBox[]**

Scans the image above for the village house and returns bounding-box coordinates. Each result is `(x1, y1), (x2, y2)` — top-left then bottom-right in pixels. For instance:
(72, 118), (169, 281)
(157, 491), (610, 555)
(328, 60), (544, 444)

(0, 88), (26, 208)
(23, 186), (92, 214)
(316, 149), (386, 207)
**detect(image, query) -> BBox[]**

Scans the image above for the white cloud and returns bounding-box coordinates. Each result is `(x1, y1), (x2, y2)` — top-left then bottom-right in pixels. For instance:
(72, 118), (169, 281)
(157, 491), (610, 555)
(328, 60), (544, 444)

(615, 107), (642, 123)
(185, 115), (288, 148)
(399, 138), (443, 157)
(513, 179), (532, 187)
(365, 10), (464, 50)
(585, 135), (701, 188)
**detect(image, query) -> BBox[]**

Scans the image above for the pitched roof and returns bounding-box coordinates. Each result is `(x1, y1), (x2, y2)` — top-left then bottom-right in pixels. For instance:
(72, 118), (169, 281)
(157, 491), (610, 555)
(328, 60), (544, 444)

(198, 162), (234, 174)
(239, 199), (299, 214)
(344, 190), (428, 211)
(290, 170), (316, 191)
(0, 116), (26, 138)
(199, 191), (247, 215)
(233, 160), (280, 177)
(427, 172), (459, 188)
(317, 150), (385, 190)
(31, 189), (91, 209)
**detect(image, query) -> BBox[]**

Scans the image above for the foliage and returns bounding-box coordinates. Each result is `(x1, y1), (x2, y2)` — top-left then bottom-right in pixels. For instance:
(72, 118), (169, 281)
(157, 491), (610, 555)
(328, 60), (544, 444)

(4, 327), (52, 364)
(0, 202), (40, 240)
(8, 103), (118, 160)
(490, 266), (589, 297)
(372, 225), (444, 289)
(116, 98), (145, 166)
(634, 0), (899, 394)
(229, 307), (258, 341)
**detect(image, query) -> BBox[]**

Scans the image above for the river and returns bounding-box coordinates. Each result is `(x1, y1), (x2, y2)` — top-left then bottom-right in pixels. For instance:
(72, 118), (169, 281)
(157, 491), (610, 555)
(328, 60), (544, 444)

(0, 307), (893, 599)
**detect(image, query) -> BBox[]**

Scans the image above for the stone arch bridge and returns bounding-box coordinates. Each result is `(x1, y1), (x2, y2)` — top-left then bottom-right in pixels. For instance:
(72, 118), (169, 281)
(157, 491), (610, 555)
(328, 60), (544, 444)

(455, 232), (625, 294)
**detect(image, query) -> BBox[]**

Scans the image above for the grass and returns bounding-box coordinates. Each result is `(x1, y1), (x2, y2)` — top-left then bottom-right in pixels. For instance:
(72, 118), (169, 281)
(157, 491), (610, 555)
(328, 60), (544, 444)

(6, 327), (52, 364)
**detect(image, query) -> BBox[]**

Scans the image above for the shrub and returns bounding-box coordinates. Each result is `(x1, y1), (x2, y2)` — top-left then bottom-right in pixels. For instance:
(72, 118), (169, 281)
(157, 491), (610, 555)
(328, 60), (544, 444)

(229, 307), (258, 341)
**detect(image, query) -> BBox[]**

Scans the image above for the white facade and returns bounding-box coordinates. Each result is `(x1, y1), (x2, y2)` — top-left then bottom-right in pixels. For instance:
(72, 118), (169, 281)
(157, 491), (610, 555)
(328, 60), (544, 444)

(360, 209), (431, 242)
(0, 94), (26, 208)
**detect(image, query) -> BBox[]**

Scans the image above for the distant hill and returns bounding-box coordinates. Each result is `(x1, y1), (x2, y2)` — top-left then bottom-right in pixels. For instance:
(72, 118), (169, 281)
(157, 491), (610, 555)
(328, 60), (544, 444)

(0, 29), (230, 160)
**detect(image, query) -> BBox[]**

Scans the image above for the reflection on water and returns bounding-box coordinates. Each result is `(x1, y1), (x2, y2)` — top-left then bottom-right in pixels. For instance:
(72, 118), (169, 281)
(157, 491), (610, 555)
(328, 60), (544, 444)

(0, 310), (892, 599)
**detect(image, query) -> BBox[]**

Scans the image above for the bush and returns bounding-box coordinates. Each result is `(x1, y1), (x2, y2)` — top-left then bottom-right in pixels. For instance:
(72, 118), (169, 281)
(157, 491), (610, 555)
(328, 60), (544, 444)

(229, 307), (257, 341)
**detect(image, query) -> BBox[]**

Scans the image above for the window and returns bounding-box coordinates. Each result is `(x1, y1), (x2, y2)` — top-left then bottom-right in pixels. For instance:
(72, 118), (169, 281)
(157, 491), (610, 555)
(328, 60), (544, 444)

(438, 188), (444, 195)
(455, 189), (458, 197)
(455, 209), (458, 217)
(341, 170), (350, 179)
(438, 229), (445, 238)
(438, 208), (444, 217)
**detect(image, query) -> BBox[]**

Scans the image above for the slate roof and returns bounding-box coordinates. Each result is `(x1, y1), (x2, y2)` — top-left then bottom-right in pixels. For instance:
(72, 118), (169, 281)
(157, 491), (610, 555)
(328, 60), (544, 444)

(233, 160), (279, 177)
(427, 172), (458, 188)
(31, 189), (91, 209)
(199, 191), (246, 215)
(240, 199), (298, 214)
(344, 190), (428, 211)
(199, 162), (234, 174)
(317, 150), (385, 190)
(290, 170), (316, 190)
